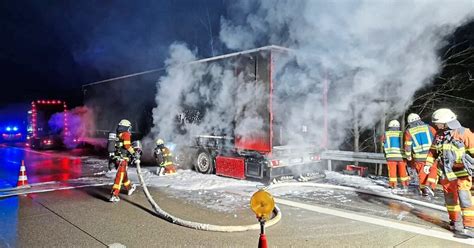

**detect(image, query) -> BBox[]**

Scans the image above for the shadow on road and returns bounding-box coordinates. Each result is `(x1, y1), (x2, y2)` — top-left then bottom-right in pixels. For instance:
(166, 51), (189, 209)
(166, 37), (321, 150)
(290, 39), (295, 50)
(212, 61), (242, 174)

(121, 196), (159, 217)
(79, 185), (160, 219)
(80, 185), (112, 203)
(357, 192), (450, 231)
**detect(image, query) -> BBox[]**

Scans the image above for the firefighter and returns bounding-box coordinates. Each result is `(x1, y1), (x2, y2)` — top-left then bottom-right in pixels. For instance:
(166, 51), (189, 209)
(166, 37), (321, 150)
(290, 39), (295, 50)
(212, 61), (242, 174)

(382, 120), (409, 191)
(404, 113), (437, 196)
(153, 138), (177, 176)
(109, 119), (138, 203)
(426, 108), (474, 238)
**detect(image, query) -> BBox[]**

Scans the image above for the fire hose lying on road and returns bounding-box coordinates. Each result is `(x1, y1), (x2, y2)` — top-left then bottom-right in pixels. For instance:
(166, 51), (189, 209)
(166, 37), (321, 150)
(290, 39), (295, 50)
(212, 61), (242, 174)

(267, 182), (446, 212)
(134, 159), (282, 232)
(135, 157), (444, 233)
(131, 139), (445, 231)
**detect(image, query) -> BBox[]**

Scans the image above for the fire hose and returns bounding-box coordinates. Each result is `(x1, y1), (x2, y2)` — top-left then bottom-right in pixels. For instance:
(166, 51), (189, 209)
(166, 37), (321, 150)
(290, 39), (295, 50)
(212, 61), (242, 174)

(267, 182), (446, 212)
(135, 160), (282, 232)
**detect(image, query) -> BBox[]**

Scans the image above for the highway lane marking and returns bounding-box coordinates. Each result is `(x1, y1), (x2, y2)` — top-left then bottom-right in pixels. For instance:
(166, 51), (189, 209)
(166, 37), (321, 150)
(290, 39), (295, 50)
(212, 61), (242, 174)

(108, 243), (126, 248)
(3, 146), (82, 159)
(275, 198), (474, 246)
(6, 160), (20, 164)
(0, 183), (112, 198)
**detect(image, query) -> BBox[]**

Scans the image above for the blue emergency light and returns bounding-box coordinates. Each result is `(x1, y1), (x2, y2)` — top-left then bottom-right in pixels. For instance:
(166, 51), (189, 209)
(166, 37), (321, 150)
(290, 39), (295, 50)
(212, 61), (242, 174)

(4, 126), (19, 132)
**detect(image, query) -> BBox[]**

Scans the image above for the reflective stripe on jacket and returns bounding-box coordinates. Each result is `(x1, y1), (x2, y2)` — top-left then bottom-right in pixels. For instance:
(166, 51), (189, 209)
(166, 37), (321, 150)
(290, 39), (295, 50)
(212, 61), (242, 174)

(115, 131), (135, 158)
(159, 147), (174, 167)
(404, 124), (435, 160)
(426, 127), (474, 180)
(383, 130), (404, 161)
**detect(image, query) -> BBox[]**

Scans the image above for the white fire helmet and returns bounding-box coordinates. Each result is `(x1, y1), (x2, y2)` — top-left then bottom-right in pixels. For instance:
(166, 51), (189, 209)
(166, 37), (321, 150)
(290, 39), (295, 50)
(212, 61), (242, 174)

(432, 108), (456, 124)
(388, 120), (400, 128)
(118, 119), (132, 127)
(156, 139), (164, 146)
(407, 113), (420, 123)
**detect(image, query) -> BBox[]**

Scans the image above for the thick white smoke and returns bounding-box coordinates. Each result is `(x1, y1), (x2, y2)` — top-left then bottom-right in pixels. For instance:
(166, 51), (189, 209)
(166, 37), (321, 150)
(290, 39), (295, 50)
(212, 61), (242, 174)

(50, 106), (96, 148)
(149, 42), (262, 149)
(150, 0), (474, 151)
(219, 0), (474, 148)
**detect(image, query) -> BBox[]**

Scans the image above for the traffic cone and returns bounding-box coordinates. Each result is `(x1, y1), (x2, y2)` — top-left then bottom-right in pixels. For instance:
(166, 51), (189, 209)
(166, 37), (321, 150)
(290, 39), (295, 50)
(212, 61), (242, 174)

(17, 160), (29, 187)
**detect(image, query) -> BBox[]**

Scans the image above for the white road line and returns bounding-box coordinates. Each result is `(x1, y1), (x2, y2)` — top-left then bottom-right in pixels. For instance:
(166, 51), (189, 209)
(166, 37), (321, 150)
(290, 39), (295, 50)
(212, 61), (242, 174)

(0, 183), (112, 198)
(4, 146), (81, 159)
(275, 198), (474, 246)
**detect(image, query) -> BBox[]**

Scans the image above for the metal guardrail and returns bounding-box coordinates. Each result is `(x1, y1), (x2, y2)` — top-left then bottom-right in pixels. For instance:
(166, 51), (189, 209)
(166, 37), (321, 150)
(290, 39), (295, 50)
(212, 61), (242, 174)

(320, 150), (387, 171)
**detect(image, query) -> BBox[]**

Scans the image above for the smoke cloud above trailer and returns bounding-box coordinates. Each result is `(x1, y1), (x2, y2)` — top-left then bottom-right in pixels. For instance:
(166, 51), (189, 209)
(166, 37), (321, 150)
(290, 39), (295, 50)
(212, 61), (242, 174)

(219, 0), (474, 147)
(149, 0), (474, 152)
(149, 43), (253, 146)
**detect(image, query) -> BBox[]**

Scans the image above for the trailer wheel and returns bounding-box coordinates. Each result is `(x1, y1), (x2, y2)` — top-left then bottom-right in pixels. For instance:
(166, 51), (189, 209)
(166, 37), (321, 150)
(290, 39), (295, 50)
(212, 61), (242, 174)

(194, 149), (213, 174)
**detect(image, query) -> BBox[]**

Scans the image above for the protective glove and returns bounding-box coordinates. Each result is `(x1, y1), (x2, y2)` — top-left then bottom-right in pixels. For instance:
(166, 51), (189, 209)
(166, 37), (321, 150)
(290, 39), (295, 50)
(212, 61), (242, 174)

(132, 152), (141, 161)
(423, 165), (431, 174)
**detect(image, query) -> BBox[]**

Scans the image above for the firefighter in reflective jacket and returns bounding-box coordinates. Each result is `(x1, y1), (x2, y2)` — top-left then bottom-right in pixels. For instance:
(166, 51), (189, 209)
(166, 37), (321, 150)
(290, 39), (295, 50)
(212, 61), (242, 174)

(109, 119), (137, 203)
(404, 113), (437, 196)
(382, 120), (409, 190)
(426, 108), (474, 238)
(153, 138), (177, 176)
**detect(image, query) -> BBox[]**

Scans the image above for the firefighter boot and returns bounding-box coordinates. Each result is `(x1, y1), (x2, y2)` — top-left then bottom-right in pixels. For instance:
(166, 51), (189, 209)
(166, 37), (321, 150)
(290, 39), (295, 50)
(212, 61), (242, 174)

(449, 220), (456, 231)
(127, 184), (137, 196)
(451, 218), (474, 238)
(109, 195), (120, 203)
(464, 227), (474, 238)
(156, 167), (165, 176)
(422, 187), (434, 197)
(454, 227), (474, 238)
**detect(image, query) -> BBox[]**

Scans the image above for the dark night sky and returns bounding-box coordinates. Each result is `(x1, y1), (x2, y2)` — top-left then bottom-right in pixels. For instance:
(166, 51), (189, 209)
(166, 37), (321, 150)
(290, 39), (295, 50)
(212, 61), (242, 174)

(0, 0), (226, 108)
(1, 1), (473, 118)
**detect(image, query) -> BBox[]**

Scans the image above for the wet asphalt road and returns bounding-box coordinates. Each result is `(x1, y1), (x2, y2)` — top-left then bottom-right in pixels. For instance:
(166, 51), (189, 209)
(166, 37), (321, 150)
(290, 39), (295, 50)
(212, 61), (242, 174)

(0, 143), (102, 189)
(0, 144), (472, 247)
(2, 185), (472, 248)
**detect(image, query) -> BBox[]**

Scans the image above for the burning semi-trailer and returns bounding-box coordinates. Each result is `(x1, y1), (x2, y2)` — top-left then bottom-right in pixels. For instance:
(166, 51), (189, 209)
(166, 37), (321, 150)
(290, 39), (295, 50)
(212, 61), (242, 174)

(82, 46), (327, 182)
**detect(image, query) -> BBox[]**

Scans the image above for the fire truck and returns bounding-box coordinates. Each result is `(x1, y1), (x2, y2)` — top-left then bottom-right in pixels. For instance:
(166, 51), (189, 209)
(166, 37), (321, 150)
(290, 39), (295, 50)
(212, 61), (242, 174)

(27, 100), (69, 150)
(82, 46), (325, 181)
